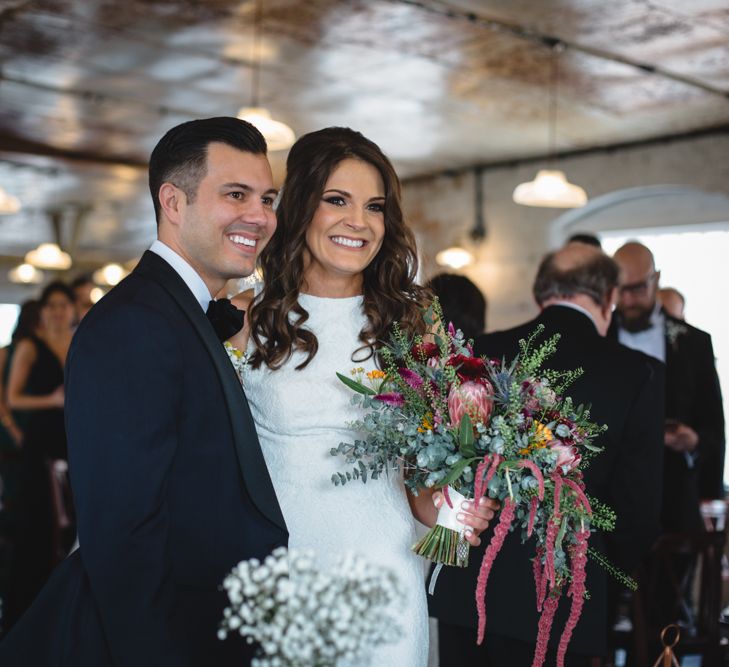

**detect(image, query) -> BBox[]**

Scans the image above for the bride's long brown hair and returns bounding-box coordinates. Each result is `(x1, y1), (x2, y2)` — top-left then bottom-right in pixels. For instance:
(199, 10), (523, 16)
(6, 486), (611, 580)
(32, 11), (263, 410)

(248, 127), (429, 370)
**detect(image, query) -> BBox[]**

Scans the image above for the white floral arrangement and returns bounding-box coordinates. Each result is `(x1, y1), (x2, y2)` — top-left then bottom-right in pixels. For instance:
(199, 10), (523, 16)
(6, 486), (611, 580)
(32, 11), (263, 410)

(223, 341), (248, 385)
(219, 547), (404, 667)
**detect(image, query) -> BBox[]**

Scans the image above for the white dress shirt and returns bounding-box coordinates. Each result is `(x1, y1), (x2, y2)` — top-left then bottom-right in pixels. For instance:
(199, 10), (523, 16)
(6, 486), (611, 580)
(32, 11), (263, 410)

(617, 304), (666, 362)
(149, 240), (212, 312)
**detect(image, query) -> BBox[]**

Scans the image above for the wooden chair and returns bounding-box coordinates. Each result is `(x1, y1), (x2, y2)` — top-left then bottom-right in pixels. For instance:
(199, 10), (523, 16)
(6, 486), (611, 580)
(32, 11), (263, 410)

(632, 530), (727, 665)
(47, 459), (75, 566)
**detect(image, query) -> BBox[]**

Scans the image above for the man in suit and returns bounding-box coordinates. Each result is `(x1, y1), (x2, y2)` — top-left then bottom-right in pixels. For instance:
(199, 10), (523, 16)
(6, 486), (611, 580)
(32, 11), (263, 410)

(429, 243), (664, 666)
(613, 241), (725, 532)
(0, 117), (288, 666)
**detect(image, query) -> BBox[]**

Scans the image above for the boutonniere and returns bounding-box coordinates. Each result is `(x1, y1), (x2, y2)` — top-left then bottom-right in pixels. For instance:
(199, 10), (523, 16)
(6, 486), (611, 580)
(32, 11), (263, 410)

(665, 320), (688, 350)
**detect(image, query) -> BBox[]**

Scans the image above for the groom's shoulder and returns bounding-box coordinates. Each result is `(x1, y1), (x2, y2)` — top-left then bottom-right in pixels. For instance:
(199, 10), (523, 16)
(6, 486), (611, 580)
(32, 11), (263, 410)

(75, 271), (178, 343)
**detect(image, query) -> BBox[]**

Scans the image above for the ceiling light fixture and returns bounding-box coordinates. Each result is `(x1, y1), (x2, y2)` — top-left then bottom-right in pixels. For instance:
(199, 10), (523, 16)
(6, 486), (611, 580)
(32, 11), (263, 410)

(237, 0), (295, 151)
(435, 246), (474, 270)
(513, 43), (587, 209)
(25, 242), (72, 270)
(8, 263), (44, 284)
(93, 263), (128, 286)
(0, 186), (21, 215)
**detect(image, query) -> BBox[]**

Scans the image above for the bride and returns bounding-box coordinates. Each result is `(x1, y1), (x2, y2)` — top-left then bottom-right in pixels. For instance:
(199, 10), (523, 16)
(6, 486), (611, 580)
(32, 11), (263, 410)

(228, 127), (497, 665)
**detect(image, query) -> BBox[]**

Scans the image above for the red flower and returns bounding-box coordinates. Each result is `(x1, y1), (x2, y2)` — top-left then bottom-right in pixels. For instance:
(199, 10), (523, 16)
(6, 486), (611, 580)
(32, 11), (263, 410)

(411, 342), (439, 362)
(447, 354), (487, 380)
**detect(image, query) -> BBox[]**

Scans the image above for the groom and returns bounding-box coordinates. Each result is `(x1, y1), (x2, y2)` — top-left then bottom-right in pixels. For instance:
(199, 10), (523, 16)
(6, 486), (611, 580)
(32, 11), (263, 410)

(0, 117), (288, 666)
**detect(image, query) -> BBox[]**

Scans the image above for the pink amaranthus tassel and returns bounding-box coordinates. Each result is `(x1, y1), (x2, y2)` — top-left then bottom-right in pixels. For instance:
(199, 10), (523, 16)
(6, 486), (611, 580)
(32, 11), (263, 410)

(532, 588), (562, 667)
(533, 546), (545, 611)
(556, 529), (590, 666)
(476, 498), (516, 644)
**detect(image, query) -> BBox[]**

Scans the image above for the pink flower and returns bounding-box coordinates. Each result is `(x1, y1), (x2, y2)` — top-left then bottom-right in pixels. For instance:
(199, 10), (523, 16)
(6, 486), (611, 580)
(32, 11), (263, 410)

(447, 380), (494, 429)
(551, 443), (581, 474)
(398, 368), (424, 390)
(374, 392), (405, 407)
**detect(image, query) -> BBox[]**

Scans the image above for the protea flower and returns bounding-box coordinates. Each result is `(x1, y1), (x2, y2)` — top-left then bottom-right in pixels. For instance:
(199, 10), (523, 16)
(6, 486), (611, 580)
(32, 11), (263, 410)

(448, 380), (494, 429)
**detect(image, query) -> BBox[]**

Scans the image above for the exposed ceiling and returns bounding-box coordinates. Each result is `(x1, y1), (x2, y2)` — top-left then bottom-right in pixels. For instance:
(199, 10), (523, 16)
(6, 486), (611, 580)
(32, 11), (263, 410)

(1, 0), (729, 297)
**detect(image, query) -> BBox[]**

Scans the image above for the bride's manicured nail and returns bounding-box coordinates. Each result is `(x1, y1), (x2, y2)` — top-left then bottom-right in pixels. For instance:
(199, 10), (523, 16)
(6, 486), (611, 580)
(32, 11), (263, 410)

(456, 512), (465, 522)
(465, 529), (473, 538)
(461, 501), (470, 510)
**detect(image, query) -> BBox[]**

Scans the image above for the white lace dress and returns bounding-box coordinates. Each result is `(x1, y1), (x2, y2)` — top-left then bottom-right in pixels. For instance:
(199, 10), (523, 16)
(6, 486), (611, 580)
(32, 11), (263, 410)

(240, 293), (428, 666)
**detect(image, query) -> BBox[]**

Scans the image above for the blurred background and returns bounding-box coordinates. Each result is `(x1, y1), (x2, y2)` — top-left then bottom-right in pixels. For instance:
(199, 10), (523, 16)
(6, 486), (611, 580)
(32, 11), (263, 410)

(0, 1), (728, 662)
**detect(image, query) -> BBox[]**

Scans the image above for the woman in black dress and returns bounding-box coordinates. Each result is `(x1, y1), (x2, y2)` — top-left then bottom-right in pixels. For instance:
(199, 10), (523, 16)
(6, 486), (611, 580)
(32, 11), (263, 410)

(4, 282), (74, 629)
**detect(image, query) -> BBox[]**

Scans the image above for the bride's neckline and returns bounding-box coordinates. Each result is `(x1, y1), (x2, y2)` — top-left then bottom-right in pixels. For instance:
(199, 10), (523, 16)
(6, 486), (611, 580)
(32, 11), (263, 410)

(298, 292), (363, 302)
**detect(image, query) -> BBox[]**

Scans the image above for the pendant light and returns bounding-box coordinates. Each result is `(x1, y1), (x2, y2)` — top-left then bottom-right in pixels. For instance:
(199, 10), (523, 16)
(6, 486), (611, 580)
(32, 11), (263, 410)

(513, 43), (587, 208)
(93, 262), (128, 286)
(0, 186), (21, 215)
(8, 263), (44, 284)
(25, 242), (72, 270)
(237, 0), (295, 151)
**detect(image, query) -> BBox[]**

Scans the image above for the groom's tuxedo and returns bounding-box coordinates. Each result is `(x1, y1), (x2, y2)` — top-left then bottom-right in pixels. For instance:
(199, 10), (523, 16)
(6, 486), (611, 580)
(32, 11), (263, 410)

(0, 250), (288, 666)
(429, 305), (664, 662)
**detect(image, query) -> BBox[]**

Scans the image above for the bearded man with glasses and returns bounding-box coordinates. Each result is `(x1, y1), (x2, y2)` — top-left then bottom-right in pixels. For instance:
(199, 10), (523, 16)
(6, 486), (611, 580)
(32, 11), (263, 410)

(612, 241), (725, 534)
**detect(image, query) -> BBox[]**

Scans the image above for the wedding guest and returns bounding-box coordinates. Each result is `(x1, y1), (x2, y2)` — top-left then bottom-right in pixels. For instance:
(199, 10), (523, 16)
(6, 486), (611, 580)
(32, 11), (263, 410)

(566, 232), (602, 248)
(233, 126), (499, 666)
(613, 242), (725, 529)
(658, 287), (685, 321)
(0, 300), (41, 453)
(70, 274), (96, 323)
(429, 243), (664, 666)
(4, 282), (74, 629)
(0, 300), (42, 620)
(427, 272), (487, 340)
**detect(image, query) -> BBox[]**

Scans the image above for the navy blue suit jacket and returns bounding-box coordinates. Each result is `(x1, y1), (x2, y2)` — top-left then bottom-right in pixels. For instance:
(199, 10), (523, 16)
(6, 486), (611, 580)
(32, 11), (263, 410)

(0, 251), (288, 666)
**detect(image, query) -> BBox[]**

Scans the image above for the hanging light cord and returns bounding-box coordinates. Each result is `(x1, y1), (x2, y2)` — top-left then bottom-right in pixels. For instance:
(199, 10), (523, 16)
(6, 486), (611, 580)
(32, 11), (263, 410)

(250, 0), (263, 107)
(547, 42), (563, 168)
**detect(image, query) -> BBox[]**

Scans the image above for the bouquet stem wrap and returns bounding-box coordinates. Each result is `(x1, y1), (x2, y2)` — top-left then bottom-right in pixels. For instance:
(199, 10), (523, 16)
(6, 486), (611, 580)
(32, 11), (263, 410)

(413, 486), (470, 568)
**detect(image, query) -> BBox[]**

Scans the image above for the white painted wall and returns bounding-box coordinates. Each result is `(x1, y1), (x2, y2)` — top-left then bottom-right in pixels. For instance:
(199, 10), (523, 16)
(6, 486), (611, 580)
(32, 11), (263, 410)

(402, 131), (729, 332)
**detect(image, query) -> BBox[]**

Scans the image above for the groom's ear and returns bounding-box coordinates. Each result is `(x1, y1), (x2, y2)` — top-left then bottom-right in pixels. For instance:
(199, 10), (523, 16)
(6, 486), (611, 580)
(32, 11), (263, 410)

(158, 182), (184, 226)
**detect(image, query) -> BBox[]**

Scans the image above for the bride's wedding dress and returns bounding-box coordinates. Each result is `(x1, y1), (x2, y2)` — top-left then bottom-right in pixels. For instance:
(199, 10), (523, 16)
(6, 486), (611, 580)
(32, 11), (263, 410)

(240, 293), (428, 666)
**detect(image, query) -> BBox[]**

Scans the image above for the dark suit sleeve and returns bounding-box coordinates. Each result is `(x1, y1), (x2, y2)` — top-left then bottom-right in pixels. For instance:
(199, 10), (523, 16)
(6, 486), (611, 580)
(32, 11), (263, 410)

(65, 302), (190, 667)
(606, 359), (665, 571)
(694, 333), (726, 499)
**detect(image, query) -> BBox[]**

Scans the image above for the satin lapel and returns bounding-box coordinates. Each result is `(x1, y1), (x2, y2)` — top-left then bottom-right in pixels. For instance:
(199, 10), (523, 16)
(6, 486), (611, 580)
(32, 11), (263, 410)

(134, 252), (287, 533)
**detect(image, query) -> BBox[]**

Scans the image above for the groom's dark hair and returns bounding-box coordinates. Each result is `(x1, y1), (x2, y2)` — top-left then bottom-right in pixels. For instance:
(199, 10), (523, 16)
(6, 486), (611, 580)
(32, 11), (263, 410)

(149, 116), (268, 225)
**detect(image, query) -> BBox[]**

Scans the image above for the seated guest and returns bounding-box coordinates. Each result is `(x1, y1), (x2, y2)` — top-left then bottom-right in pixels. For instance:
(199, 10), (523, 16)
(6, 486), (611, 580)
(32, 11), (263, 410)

(429, 243), (664, 666)
(658, 287), (685, 321)
(613, 242), (725, 529)
(427, 273), (487, 340)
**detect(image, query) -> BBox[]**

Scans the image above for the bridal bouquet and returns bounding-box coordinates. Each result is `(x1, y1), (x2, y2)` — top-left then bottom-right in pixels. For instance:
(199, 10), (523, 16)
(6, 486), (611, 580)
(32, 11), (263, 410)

(219, 547), (403, 667)
(332, 303), (622, 666)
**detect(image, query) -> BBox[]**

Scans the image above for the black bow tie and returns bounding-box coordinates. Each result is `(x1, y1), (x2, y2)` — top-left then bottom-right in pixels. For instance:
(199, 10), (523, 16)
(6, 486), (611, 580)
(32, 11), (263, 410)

(206, 298), (245, 342)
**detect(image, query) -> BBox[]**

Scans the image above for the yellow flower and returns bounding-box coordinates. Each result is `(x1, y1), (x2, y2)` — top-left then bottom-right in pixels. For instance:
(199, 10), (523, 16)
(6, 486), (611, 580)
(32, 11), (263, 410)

(532, 422), (553, 448)
(366, 369), (387, 380)
(418, 412), (434, 433)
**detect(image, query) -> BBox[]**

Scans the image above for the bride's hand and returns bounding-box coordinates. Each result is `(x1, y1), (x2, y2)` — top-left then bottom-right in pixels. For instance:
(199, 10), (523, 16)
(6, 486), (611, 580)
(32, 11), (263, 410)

(433, 493), (500, 547)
